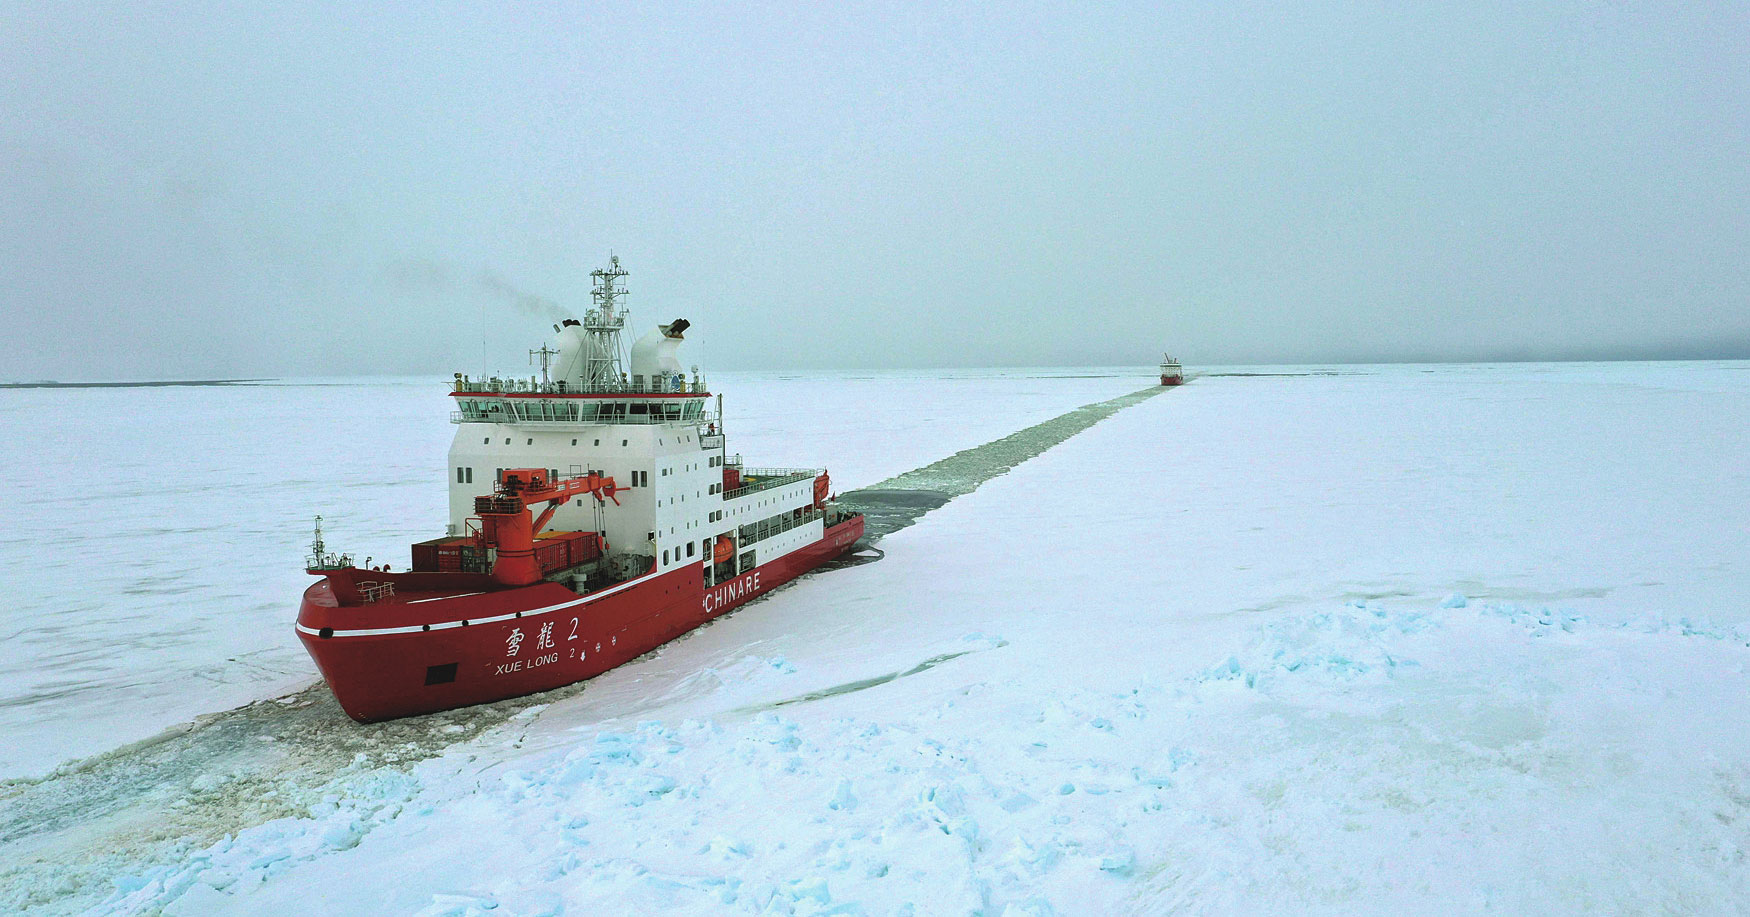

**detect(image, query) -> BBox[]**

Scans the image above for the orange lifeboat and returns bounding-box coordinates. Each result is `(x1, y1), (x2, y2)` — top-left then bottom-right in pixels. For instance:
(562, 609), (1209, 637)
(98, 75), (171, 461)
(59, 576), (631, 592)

(713, 534), (734, 564)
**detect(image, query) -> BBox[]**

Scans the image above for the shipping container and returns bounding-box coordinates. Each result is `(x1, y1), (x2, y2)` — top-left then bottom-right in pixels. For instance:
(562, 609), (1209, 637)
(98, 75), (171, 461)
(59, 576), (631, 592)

(411, 536), (471, 572)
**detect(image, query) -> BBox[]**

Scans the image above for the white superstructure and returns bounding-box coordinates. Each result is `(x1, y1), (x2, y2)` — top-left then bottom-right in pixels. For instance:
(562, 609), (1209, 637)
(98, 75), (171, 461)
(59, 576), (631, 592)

(443, 258), (829, 586)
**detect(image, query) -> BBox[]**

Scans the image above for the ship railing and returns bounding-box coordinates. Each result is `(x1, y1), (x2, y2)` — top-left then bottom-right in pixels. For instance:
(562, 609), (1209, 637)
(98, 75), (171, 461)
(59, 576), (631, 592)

(699, 433), (725, 450)
(357, 581), (396, 604)
(738, 505), (822, 547)
(306, 551), (354, 570)
(452, 401), (715, 426)
(723, 468), (817, 501)
(452, 378), (710, 396)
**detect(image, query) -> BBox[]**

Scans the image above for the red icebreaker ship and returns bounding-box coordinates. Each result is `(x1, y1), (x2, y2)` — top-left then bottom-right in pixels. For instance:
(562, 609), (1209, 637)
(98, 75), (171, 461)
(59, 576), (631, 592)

(297, 257), (864, 721)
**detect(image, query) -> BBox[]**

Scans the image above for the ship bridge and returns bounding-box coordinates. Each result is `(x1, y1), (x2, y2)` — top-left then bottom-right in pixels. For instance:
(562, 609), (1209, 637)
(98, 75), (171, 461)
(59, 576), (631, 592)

(450, 381), (712, 427)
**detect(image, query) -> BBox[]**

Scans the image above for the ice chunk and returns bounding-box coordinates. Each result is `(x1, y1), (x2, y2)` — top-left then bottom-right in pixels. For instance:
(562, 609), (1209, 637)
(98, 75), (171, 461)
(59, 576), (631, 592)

(415, 891), (500, 916)
(827, 777), (857, 811)
(1099, 847), (1136, 876)
(785, 876), (831, 904)
(1000, 898), (1058, 917)
(320, 818), (364, 850)
(701, 836), (752, 859)
(1441, 592), (1468, 608)
(162, 882), (232, 916)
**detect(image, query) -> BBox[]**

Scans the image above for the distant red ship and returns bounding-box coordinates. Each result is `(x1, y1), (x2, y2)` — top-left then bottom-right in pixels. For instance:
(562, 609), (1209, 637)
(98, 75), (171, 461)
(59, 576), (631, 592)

(1160, 353), (1184, 386)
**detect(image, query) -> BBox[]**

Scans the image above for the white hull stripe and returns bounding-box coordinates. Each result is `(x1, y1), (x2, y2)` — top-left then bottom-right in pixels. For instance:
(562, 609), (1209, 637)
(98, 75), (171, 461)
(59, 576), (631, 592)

(299, 568), (664, 638)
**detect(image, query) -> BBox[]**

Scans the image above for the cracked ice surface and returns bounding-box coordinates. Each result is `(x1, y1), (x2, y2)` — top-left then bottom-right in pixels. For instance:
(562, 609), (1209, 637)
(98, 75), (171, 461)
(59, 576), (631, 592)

(14, 361), (1750, 915)
(0, 368), (1148, 781)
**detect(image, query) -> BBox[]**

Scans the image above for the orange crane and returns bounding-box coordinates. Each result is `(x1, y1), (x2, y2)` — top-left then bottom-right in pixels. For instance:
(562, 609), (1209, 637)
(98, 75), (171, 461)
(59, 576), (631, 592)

(473, 468), (620, 586)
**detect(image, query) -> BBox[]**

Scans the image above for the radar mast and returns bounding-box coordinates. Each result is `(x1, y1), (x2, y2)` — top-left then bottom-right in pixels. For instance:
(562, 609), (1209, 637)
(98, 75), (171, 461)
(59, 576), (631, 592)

(581, 255), (631, 391)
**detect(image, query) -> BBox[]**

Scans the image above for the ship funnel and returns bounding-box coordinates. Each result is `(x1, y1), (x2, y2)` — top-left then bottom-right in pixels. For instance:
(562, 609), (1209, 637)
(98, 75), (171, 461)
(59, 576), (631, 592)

(629, 320), (690, 389)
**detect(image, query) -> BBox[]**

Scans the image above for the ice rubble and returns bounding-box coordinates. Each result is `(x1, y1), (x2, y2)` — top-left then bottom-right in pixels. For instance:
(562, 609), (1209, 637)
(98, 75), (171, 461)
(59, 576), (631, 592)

(101, 600), (1750, 916)
(84, 362), (1750, 916)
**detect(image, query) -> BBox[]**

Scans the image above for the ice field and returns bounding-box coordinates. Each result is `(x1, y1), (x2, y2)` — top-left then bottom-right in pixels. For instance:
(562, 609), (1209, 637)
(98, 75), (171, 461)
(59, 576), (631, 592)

(0, 369), (1144, 779)
(5, 361), (1750, 915)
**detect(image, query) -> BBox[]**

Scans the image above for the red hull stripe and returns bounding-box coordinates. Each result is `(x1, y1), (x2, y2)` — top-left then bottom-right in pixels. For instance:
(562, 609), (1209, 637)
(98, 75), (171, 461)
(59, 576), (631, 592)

(405, 591), (485, 604)
(295, 567), (664, 638)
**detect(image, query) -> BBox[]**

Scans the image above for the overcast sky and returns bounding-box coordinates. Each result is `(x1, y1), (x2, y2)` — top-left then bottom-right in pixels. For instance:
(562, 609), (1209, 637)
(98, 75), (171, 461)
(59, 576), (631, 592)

(2, 1), (1746, 379)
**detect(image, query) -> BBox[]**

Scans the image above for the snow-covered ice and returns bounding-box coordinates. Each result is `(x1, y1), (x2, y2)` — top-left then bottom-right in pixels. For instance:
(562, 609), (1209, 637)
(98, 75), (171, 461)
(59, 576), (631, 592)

(7, 361), (1750, 915)
(0, 368), (1145, 779)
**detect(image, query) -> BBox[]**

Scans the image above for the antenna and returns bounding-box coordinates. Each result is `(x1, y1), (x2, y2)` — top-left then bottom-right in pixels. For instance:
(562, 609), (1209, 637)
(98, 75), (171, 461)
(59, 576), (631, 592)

(530, 343), (558, 386)
(590, 254), (629, 317)
(579, 255), (631, 391)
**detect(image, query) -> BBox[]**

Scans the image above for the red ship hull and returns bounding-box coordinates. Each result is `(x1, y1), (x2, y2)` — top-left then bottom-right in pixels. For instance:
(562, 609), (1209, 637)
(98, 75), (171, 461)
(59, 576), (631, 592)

(297, 517), (864, 722)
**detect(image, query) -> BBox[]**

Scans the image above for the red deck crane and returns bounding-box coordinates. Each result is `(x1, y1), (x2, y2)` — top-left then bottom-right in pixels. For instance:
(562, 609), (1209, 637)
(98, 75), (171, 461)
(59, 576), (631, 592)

(473, 468), (620, 586)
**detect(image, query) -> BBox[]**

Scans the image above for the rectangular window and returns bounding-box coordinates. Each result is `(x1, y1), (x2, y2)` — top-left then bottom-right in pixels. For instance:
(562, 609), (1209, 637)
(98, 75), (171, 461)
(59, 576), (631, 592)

(465, 468), (473, 484)
(457, 467), (464, 483)
(662, 549), (668, 564)
(686, 542), (695, 557)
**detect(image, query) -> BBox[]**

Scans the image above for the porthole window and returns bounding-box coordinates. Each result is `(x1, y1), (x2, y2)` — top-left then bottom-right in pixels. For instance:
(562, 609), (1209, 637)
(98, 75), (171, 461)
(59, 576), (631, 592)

(662, 549), (669, 564)
(483, 437), (490, 445)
